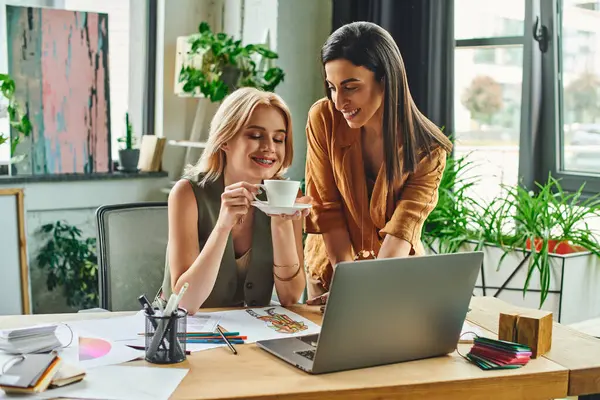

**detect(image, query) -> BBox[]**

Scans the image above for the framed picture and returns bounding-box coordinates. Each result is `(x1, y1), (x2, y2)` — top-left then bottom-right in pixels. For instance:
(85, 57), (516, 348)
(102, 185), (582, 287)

(0, 188), (30, 314)
(6, 6), (111, 175)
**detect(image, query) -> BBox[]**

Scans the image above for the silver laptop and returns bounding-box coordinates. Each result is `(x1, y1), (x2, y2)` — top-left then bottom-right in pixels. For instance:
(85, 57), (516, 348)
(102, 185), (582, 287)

(256, 251), (483, 374)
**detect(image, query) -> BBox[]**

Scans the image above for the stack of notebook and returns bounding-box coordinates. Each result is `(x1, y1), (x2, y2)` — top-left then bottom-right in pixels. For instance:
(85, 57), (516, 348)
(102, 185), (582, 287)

(0, 353), (62, 394)
(0, 325), (62, 354)
(467, 336), (532, 370)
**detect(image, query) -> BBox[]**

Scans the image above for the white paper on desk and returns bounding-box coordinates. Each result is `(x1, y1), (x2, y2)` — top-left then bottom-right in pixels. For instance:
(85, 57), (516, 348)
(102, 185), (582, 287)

(459, 320), (487, 343)
(35, 365), (188, 400)
(213, 306), (321, 343)
(187, 312), (221, 333)
(66, 313), (146, 342)
(64, 311), (221, 353)
(55, 329), (143, 369)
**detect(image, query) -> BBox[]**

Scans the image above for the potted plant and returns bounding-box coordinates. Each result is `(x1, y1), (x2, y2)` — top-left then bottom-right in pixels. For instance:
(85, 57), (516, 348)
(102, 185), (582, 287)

(500, 176), (600, 303)
(35, 221), (99, 310)
(425, 161), (600, 323)
(177, 22), (285, 102)
(117, 112), (139, 172)
(0, 73), (32, 162)
(423, 153), (482, 254)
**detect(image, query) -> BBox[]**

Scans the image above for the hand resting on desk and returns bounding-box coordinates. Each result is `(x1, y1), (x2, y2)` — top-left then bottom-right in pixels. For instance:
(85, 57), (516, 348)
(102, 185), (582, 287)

(307, 292), (329, 306)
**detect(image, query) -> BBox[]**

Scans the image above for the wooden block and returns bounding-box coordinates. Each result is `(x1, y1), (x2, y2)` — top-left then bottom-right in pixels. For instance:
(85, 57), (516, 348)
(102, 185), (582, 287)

(499, 310), (553, 358)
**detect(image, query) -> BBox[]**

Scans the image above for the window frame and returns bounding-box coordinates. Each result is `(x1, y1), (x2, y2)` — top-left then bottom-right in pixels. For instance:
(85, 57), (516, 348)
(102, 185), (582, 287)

(455, 0), (600, 195)
(540, 0), (600, 194)
(454, 1), (533, 190)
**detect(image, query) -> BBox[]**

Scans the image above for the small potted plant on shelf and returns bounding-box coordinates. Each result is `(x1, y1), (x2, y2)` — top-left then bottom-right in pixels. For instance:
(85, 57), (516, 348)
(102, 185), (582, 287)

(117, 112), (139, 172)
(177, 22), (285, 102)
(0, 73), (32, 166)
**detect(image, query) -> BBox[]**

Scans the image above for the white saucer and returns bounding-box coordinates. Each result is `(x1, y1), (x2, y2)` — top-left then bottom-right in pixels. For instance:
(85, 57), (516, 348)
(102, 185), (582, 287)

(251, 201), (312, 216)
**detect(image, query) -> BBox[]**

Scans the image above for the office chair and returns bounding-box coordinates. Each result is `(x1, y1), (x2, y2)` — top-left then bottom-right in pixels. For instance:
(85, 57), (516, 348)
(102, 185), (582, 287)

(95, 202), (168, 311)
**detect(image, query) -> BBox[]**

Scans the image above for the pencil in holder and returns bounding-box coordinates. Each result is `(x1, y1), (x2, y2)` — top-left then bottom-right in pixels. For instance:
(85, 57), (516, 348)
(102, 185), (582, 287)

(145, 308), (187, 364)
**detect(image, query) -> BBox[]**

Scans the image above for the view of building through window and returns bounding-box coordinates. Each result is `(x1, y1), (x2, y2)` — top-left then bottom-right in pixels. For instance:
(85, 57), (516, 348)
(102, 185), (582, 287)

(561, 0), (600, 175)
(454, 0), (524, 201)
(455, 0), (600, 201)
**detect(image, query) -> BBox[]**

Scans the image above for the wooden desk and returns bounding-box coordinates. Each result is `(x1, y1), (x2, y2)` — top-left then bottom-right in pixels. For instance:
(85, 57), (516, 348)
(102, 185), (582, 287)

(467, 296), (600, 398)
(0, 304), (569, 400)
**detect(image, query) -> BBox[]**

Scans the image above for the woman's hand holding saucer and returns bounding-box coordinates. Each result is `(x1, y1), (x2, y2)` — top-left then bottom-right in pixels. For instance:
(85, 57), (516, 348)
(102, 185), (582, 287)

(268, 195), (313, 221)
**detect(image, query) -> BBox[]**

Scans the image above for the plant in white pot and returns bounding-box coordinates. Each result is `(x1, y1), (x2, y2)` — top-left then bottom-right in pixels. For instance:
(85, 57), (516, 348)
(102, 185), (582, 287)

(117, 112), (139, 172)
(425, 161), (600, 323)
(177, 22), (285, 102)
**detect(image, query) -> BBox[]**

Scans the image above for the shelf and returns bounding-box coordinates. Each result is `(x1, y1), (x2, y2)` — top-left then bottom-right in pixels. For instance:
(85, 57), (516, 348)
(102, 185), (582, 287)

(168, 140), (208, 148)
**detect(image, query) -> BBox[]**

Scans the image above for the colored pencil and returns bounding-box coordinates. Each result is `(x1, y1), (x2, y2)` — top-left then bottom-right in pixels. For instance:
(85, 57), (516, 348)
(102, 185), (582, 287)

(186, 339), (245, 344)
(185, 332), (242, 337)
(185, 336), (247, 340)
(138, 331), (241, 337)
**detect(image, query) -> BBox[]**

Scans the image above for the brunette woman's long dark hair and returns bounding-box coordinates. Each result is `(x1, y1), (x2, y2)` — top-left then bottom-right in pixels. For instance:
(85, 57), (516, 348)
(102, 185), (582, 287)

(321, 21), (452, 186)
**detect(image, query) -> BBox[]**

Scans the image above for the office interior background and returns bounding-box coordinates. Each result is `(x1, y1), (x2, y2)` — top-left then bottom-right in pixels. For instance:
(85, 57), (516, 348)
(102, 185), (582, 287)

(0, 0), (599, 329)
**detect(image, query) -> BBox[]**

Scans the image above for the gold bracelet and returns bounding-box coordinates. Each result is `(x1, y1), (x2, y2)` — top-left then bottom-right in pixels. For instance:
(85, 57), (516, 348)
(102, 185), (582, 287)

(273, 263), (301, 282)
(274, 262), (298, 268)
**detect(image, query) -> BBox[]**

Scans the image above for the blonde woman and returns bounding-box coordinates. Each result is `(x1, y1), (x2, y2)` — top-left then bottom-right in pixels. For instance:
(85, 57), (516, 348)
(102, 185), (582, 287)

(160, 88), (309, 312)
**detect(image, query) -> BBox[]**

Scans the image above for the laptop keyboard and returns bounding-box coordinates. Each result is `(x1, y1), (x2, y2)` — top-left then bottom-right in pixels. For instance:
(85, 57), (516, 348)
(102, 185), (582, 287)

(298, 334), (319, 347)
(295, 349), (316, 360)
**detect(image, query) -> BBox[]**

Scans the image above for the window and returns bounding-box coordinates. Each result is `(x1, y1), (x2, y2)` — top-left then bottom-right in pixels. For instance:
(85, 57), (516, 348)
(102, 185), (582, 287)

(558, 3), (600, 175)
(455, 0), (600, 197)
(454, 0), (525, 201)
(541, 0), (600, 193)
(0, 0), (152, 169)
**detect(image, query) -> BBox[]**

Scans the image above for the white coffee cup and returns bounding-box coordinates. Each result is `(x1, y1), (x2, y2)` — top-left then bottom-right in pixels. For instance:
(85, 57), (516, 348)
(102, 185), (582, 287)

(254, 180), (300, 207)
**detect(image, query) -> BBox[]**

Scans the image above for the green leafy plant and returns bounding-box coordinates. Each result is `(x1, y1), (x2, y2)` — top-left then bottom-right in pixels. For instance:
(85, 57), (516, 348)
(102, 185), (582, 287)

(425, 161), (600, 307)
(178, 22), (285, 102)
(117, 112), (135, 150)
(0, 73), (32, 155)
(36, 221), (99, 310)
(423, 153), (480, 253)
(502, 175), (600, 306)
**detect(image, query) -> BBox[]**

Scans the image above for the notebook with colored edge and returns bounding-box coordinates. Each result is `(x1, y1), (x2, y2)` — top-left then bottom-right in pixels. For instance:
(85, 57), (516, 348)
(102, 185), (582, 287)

(466, 337), (532, 370)
(50, 362), (86, 388)
(0, 354), (62, 394)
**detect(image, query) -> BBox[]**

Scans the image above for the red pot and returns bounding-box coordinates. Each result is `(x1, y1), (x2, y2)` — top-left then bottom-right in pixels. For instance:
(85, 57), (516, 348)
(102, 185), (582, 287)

(525, 238), (587, 254)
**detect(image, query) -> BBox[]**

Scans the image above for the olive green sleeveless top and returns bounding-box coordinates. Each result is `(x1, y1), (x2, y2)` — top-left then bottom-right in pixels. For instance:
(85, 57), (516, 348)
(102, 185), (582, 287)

(160, 175), (274, 308)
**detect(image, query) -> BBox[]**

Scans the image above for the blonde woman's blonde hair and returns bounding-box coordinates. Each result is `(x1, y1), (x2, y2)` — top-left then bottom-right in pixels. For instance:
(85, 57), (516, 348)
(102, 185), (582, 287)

(184, 87), (293, 186)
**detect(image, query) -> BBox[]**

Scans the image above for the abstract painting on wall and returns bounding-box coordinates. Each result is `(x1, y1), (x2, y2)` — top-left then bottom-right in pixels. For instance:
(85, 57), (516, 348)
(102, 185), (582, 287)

(6, 6), (111, 175)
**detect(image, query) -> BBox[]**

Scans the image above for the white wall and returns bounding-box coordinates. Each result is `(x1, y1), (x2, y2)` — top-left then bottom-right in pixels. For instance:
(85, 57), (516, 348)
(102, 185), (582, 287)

(275, 0), (332, 180)
(155, 0), (224, 183)
(238, 0), (331, 179)
(155, 0), (332, 183)
(0, 177), (168, 313)
(242, 0), (278, 47)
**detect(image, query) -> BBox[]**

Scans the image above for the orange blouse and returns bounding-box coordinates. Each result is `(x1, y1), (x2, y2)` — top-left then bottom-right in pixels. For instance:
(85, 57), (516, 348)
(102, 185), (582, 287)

(304, 98), (447, 288)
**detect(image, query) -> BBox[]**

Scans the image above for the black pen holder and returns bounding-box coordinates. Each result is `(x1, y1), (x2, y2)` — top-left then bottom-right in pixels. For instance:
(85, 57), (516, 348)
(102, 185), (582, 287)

(144, 308), (187, 364)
